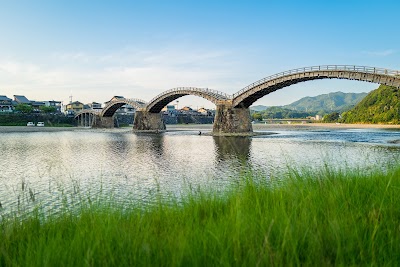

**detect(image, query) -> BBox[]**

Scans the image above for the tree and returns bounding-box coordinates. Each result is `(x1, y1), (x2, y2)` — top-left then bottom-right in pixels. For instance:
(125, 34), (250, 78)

(15, 104), (33, 113)
(340, 85), (400, 124)
(252, 113), (263, 121)
(323, 112), (340, 122)
(39, 105), (56, 113)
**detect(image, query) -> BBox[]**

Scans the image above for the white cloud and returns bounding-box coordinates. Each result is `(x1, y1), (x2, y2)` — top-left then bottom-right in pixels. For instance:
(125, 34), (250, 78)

(3, 46), (382, 108)
(0, 47), (242, 108)
(362, 49), (396, 57)
(52, 52), (90, 63)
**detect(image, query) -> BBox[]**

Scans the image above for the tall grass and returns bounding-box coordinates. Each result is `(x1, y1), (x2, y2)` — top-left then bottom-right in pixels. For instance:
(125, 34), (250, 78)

(1, 166), (400, 266)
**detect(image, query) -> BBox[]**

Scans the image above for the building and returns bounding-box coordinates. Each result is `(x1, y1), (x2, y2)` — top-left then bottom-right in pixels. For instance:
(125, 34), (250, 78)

(0, 95), (14, 112)
(31, 101), (45, 113)
(180, 106), (193, 112)
(64, 101), (84, 115)
(161, 105), (176, 112)
(43, 101), (62, 113)
(117, 104), (135, 114)
(87, 102), (102, 110)
(197, 107), (213, 116)
(14, 95), (31, 105)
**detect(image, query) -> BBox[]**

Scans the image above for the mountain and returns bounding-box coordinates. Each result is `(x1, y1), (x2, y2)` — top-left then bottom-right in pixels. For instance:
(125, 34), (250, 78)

(250, 105), (269, 111)
(283, 91), (367, 114)
(341, 85), (400, 124)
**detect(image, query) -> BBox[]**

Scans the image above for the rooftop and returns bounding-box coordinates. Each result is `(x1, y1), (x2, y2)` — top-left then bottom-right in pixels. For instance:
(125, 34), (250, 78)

(69, 101), (83, 105)
(0, 95), (12, 101)
(14, 95), (31, 104)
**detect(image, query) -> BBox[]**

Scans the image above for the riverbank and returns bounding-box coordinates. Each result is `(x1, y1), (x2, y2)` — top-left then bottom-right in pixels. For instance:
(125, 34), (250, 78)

(1, 122), (399, 134)
(1, 166), (400, 266)
(252, 122), (400, 131)
(0, 126), (130, 133)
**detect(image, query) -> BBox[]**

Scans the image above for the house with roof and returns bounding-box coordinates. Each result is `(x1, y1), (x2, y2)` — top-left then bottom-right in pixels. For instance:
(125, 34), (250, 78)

(30, 101), (45, 113)
(64, 101), (84, 115)
(14, 95), (31, 105)
(0, 95), (14, 112)
(86, 102), (102, 110)
(198, 107), (212, 116)
(181, 106), (193, 111)
(162, 105), (176, 112)
(43, 100), (62, 113)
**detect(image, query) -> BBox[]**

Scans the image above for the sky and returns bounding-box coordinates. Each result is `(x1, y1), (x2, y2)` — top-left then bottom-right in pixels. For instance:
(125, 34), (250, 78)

(0, 0), (399, 109)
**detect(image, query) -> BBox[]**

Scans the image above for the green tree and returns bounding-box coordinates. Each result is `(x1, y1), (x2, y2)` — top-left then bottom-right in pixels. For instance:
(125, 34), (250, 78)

(340, 85), (400, 124)
(39, 105), (56, 113)
(252, 113), (262, 121)
(15, 104), (33, 114)
(323, 112), (340, 122)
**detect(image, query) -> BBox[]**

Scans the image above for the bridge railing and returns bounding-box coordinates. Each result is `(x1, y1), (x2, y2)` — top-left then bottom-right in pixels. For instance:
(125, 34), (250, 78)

(147, 87), (232, 106)
(74, 109), (101, 118)
(126, 98), (147, 105)
(107, 98), (147, 104)
(104, 98), (147, 109)
(233, 65), (400, 98)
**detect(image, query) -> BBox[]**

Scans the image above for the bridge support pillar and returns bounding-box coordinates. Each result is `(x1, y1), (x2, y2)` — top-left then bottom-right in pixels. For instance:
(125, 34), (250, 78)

(212, 102), (253, 135)
(91, 115), (114, 128)
(133, 110), (166, 131)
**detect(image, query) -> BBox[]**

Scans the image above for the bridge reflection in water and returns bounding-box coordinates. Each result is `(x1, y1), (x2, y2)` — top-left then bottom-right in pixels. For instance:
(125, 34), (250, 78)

(2, 128), (400, 216)
(213, 136), (252, 162)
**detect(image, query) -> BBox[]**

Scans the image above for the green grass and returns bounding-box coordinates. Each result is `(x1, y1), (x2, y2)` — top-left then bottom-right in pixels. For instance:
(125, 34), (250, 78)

(1, 167), (400, 266)
(0, 122), (29, 126)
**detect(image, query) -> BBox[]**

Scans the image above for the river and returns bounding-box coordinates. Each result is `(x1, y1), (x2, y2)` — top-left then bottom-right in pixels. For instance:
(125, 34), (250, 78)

(0, 124), (399, 216)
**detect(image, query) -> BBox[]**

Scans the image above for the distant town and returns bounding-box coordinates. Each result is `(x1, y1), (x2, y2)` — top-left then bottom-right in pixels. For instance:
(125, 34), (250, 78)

(0, 94), (216, 125)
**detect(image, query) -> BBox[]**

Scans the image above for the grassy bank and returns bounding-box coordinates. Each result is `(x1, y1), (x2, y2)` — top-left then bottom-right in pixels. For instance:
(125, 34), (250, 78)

(1, 167), (400, 266)
(0, 113), (75, 127)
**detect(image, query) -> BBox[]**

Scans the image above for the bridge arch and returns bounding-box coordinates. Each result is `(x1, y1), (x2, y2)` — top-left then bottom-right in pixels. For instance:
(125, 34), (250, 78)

(101, 98), (147, 117)
(74, 109), (101, 127)
(145, 87), (230, 113)
(232, 65), (400, 108)
(74, 109), (101, 119)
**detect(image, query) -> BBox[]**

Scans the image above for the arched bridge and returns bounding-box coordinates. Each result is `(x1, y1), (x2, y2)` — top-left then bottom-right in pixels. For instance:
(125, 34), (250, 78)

(73, 65), (400, 134)
(232, 65), (400, 108)
(74, 109), (101, 127)
(74, 109), (101, 118)
(145, 87), (230, 113)
(101, 98), (147, 117)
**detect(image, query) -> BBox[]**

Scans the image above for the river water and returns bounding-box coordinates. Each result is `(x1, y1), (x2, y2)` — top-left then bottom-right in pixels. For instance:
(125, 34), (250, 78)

(0, 125), (399, 216)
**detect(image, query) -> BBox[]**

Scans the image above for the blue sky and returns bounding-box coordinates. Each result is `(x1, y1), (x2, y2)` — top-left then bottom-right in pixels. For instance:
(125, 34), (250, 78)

(0, 0), (399, 108)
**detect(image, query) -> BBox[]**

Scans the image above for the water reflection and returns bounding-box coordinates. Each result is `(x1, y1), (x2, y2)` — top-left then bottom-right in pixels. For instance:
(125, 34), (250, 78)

(213, 136), (252, 161)
(147, 134), (165, 157)
(0, 128), (400, 217)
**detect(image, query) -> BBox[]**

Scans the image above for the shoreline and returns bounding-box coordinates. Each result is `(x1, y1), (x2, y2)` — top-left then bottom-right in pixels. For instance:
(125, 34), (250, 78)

(252, 122), (400, 131)
(1, 122), (400, 134)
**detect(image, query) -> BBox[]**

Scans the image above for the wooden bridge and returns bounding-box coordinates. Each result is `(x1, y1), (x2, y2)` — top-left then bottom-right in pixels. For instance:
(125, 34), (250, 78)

(75, 65), (400, 134)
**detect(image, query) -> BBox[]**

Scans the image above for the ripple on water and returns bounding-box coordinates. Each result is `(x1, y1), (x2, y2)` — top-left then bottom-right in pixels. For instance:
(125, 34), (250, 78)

(0, 128), (399, 216)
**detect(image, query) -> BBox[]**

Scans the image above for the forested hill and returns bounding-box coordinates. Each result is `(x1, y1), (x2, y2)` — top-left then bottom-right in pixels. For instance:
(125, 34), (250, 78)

(283, 91), (367, 114)
(341, 85), (400, 124)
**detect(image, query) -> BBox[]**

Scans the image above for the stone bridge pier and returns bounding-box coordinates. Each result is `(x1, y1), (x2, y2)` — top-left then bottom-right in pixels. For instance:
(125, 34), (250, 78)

(132, 103), (252, 135)
(97, 116), (115, 128)
(76, 113), (114, 128)
(212, 100), (252, 135)
(87, 115), (115, 128)
(133, 109), (166, 131)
